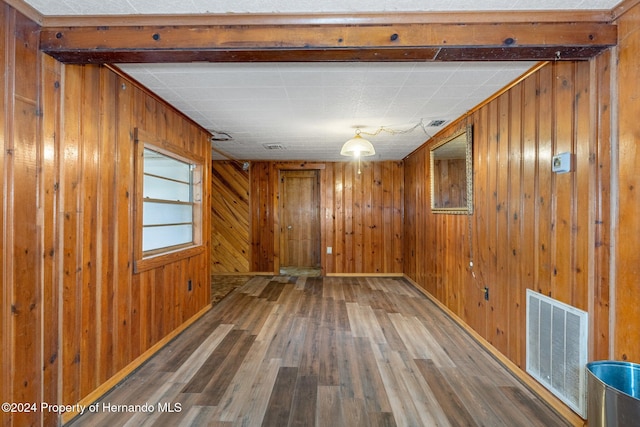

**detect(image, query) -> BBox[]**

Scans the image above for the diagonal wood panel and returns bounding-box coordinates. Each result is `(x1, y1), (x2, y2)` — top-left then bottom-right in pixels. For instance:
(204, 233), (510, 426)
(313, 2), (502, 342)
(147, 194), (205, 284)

(212, 160), (251, 273)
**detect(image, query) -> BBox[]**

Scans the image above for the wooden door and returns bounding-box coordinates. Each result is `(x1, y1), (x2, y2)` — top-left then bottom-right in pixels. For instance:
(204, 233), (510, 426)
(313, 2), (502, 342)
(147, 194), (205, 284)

(280, 170), (320, 268)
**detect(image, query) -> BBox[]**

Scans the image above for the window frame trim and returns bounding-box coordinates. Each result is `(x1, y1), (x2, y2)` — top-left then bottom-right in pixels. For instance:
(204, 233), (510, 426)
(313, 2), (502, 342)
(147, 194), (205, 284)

(133, 128), (205, 273)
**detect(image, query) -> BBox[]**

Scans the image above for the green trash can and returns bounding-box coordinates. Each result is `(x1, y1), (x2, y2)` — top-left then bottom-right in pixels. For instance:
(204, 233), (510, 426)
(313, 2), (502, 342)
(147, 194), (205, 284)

(587, 361), (640, 427)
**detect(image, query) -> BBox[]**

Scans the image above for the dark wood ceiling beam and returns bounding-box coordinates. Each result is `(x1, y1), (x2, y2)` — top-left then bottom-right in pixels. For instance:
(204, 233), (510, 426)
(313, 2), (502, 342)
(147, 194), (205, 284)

(39, 15), (617, 63)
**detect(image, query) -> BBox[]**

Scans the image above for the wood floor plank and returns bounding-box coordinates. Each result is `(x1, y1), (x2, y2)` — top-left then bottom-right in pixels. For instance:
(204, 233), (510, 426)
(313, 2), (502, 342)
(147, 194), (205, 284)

(499, 385), (572, 427)
(316, 386), (345, 427)
(288, 375), (318, 427)
(258, 280), (287, 301)
(69, 275), (574, 427)
(233, 357), (282, 426)
(390, 352), (452, 427)
(440, 368), (511, 427)
(280, 316), (309, 368)
(346, 302), (387, 343)
(304, 276), (324, 296)
(354, 337), (393, 415)
(370, 343), (422, 427)
(320, 296), (336, 328)
(261, 366), (298, 427)
(212, 339), (271, 422)
(121, 382), (185, 427)
(318, 325), (339, 386)
(341, 278), (359, 303)
(341, 397), (370, 427)
(181, 329), (244, 393)
(368, 412), (397, 427)
(170, 324), (235, 384)
(373, 309), (409, 353)
(154, 318), (222, 373)
(414, 358), (479, 427)
(335, 330), (363, 401)
(237, 297), (275, 333)
(194, 331), (256, 406)
(297, 316), (321, 377)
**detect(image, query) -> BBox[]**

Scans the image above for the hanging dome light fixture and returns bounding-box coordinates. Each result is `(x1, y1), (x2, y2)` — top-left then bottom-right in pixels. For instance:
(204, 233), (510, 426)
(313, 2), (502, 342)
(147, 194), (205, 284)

(340, 129), (376, 174)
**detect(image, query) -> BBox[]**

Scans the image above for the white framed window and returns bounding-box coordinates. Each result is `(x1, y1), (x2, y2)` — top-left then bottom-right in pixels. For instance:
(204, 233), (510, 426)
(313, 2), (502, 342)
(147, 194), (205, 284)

(142, 147), (194, 252)
(134, 128), (204, 272)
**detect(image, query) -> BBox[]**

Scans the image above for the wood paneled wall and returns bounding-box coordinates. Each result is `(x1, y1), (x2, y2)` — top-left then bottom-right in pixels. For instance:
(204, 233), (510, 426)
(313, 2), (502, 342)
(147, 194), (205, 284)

(1, 4), (211, 426)
(404, 58), (614, 375)
(212, 161), (251, 273)
(248, 161), (404, 275)
(615, 1), (640, 363)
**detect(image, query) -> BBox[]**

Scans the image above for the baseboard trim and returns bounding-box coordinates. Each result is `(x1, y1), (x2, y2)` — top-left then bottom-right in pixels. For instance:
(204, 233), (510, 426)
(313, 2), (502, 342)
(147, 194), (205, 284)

(326, 273), (404, 277)
(62, 303), (212, 425)
(402, 275), (586, 427)
(212, 271), (273, 276)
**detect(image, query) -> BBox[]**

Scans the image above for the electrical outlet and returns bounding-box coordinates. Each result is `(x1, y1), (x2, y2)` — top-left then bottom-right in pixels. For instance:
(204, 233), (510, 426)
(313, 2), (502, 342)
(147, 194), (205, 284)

(327, 246), (332, 254)
(484, 287), (489, 301)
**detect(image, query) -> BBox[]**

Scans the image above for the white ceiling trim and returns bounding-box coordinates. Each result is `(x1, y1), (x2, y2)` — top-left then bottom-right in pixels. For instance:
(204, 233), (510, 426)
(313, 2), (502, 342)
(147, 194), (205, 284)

(22, 0), (622, 16)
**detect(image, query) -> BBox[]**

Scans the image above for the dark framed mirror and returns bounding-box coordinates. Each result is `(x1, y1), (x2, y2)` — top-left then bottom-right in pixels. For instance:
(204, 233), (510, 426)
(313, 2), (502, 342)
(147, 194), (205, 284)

(430, 125), (473, 214)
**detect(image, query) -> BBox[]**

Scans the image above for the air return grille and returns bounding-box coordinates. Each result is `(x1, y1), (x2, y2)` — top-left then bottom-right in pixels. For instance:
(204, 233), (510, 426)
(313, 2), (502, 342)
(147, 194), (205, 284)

(526, 289), (588, 417)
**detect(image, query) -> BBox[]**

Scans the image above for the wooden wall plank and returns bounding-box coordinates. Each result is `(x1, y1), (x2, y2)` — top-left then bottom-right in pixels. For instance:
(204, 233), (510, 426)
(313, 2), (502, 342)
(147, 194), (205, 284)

(574, 58), (593, 315)
(592, 50), (612, 361)
(2, 6), (15, 426)
(614, 1), (640, 362)
(250, 162), (274, 272)
(334, 165), (345, 273)
(40, 52), (62, 427)
(508, 84), (523, 366)
(113, 75), (133, 374)
(536, 65), (554, 299)
(79, 60), (100, 399)
(9, 11), (43, 422)
(520, 73), (538, 368)
(392, 161), (404, 274)
(0, 5), (8, 425)
(97, 68), (117, 384)
(552, 62), (576, 306)
(61, 64), (83, 406)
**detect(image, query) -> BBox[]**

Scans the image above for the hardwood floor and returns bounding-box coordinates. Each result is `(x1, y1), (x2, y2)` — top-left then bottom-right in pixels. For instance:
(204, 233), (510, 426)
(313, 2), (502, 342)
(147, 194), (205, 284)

(70, 276), (571, 426)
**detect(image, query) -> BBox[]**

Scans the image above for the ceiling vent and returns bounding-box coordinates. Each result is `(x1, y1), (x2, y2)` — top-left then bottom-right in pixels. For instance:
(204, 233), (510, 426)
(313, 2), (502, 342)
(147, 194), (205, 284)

(426, 119), (448, 127)
(208, 130), (233, 141)
(263, 143), (286, 150)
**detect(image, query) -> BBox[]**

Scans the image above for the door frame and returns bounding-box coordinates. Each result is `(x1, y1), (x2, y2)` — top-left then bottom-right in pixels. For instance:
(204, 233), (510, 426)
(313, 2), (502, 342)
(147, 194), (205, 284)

(274, 163), (325, 275)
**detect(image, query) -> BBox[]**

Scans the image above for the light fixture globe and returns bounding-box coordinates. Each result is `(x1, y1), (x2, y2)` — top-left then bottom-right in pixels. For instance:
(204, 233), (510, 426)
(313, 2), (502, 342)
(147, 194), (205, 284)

(340, 129), (375, 174)
(340, 132), (375, 158)
(340, 134), (376, 158)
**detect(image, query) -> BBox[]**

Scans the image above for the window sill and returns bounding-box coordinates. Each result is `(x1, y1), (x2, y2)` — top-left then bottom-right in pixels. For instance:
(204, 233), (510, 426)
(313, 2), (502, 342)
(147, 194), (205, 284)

(134, 245), (205, 274)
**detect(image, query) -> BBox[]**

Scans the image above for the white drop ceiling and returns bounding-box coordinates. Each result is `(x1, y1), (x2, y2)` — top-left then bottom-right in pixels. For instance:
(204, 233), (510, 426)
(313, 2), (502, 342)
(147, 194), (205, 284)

(21, 0), (622, 16)
(23, 0), (622, 161)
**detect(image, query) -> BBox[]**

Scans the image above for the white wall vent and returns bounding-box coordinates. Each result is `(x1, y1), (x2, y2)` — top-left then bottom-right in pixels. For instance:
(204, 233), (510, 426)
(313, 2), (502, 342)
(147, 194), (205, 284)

(526, 289), (588, 418)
